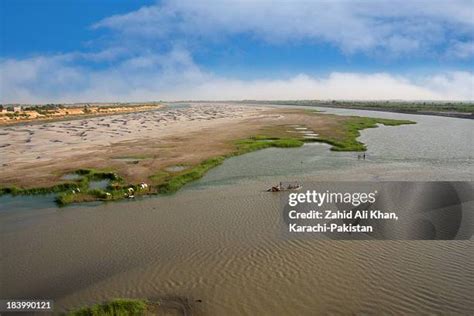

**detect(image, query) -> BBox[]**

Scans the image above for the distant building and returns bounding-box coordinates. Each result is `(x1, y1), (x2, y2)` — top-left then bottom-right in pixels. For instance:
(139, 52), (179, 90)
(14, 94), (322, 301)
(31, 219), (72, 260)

(2, 105), (23, 112)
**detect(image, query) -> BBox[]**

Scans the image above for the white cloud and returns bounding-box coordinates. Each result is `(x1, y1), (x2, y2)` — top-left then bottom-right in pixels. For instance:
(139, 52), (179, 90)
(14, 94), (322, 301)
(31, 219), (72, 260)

(1, 49), (473, 103)
(422, 71), (474, 100)
(176, 72), (473, 101)
(94, 0), (474, 56)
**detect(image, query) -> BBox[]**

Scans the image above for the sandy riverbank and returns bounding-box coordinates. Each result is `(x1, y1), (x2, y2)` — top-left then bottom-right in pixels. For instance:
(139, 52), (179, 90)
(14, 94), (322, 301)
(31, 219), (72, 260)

(0, 104), (266, 187)
(0, 103), (412, 196)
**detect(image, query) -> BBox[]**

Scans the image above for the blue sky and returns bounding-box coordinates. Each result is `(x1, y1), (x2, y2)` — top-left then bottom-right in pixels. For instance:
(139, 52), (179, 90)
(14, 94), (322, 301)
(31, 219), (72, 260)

(1, 0), (153, 57)
(1, 0), (473, 102)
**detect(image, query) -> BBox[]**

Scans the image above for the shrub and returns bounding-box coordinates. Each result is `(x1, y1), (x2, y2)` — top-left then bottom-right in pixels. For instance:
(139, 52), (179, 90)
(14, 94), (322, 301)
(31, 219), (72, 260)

(68, 299), (147, 316)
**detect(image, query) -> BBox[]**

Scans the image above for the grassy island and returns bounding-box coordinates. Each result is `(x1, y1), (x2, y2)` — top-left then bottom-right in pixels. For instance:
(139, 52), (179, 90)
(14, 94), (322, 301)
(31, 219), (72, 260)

(313, 116), (415, 151)
(67, 299), (149, 316)
(67, 297), (195, 315)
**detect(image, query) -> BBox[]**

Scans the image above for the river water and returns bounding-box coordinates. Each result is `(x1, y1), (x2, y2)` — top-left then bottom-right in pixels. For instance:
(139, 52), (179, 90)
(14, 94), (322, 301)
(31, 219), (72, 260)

(0, 106), (473, 315)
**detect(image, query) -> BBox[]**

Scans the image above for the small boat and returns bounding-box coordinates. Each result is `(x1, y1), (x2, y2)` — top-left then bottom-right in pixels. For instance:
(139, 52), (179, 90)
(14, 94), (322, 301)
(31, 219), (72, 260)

(267, 182), (302, 192)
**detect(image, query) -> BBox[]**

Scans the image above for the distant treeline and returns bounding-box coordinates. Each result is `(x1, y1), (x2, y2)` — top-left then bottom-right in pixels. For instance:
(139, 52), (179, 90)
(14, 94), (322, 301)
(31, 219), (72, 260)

(0, 104), (65, 111)
(23, 104), (66, 111)
(0, 103), (160, 111)
(237, 100), (474, 114)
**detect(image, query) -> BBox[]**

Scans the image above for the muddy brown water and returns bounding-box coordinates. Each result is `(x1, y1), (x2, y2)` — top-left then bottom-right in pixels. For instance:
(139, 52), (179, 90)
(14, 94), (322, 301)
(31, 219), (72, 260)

(1, 183), (473, 315)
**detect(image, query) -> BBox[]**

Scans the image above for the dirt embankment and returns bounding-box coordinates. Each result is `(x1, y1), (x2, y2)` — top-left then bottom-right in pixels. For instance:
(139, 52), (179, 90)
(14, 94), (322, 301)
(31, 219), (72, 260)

(0, 104), (163, 126)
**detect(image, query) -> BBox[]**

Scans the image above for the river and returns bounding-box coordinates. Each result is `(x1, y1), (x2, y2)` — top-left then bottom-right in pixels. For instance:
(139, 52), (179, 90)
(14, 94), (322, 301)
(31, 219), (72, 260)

(0, 106), (473, 315)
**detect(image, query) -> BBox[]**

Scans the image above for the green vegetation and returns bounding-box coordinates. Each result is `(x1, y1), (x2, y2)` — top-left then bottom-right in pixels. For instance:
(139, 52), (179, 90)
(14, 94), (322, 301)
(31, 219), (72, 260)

(157, 157), (225, 193)
(0, 182), (80, 196)
(23, 104), (65, 111)
(148, 170), (170, 184)
(55, 169), (128, 206)
(56, 188), (120, 206)
(235, 136), (304, 154)
(0, 169), (128, 206)
(68, 299), (148, 316)
(5, 112), (29, 118)
(315, 116), (415, 151)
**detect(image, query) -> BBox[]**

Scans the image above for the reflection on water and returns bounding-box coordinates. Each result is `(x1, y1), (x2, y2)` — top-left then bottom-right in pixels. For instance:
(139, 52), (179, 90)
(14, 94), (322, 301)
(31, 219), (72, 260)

(1, 108), (473, 315)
